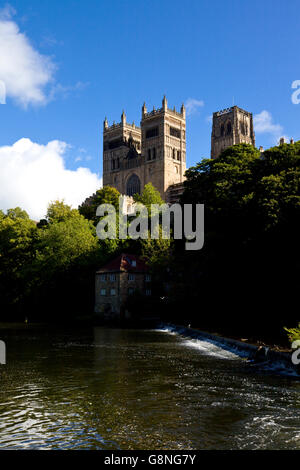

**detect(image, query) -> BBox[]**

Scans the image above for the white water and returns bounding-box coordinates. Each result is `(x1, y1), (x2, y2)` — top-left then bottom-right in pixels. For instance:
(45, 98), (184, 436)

(156, 325), (299, 378)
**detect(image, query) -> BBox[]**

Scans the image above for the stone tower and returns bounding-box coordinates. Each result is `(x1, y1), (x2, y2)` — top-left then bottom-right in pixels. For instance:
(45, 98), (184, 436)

(141, 96), (186, 198)
(102, 111), (142, 194)
(102, 97), (186, 200)
(211, 106), (255, 159)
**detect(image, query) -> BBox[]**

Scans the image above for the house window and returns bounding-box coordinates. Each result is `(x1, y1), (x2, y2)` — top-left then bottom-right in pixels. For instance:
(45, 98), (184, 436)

(109, 274), (116, 281)
(131, 260), (136, 267)
(110, 288), (116, 296)
(147, 149), (151, 161)
(152, 148), (156, 159)
(146, 289), (151, 296)
(128, 288), (134, 295)
(145, 274), (151, 282)
(128, 273), (135, 281)
(100, 274), (106, 281)
(100, 289), (106, 296)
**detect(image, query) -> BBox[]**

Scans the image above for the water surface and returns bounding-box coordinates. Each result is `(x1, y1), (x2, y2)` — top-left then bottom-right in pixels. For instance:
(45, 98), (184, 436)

(0, 326), (299, 449)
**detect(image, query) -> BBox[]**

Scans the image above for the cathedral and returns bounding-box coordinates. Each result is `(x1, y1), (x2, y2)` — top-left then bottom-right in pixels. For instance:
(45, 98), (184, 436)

(102, 99), (255, 202)
(102, 96), (186, 202)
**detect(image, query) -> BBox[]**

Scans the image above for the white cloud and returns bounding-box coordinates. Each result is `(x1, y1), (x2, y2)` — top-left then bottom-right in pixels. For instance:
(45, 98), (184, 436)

(0, 7), (56, 107)
(254, 110), (283, 142)
(185, 98), (204, 117)
(49, 81), (90, 101)
(0, 138), (102, 220)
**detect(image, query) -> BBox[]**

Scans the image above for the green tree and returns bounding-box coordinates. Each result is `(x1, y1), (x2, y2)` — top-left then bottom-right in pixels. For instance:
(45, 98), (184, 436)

(46, 200), (79, 224)
(284, 323), (300, 344)
(79, 186), (121, 223)
(0, 208), (38, 317)
(176, 142), (300, 343)
(133, 182), (164, 211)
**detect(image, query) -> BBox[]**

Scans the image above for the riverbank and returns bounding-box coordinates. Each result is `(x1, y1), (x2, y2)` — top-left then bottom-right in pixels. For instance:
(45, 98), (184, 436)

(159, 323), (299, 376)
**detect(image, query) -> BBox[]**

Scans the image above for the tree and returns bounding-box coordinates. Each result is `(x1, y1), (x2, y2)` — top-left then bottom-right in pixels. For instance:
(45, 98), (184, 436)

(79, 186), (121, 223)
(284, 323), (300, 344)
(46, 200), (79, 224)
(0, 208), (38, 317)
(176, 142), (300, 343)
(133, 182), (164, 211)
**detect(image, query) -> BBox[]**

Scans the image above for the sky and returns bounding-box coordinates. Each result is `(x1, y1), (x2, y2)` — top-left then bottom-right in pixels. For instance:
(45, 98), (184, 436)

(0, 0), (300, 220)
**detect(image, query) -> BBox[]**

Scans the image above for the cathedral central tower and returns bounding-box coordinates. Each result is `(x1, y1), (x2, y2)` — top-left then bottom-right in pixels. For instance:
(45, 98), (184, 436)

(211, 106), (255, 158)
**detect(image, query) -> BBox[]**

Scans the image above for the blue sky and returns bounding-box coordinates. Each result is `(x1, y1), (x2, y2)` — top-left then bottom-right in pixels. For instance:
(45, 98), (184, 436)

(0, 0), (300, 218)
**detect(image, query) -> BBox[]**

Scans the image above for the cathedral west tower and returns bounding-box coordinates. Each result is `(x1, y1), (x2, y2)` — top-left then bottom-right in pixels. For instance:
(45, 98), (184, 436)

(102, 96), (186, 201)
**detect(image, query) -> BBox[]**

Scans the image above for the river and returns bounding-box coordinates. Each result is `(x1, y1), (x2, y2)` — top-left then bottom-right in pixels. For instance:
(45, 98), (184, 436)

(0, 325), (299, 450)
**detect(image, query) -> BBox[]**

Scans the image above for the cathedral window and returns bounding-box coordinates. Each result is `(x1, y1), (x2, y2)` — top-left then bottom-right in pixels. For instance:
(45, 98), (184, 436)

(172, 149), (176, 159)
(177, 150), (181, 161)
(170, 127), (181, 139)
(146, 126), (159, 139)
(220, 124), (225, 136)
(126, 174), (141, 196)
(226, 121), (232, 135)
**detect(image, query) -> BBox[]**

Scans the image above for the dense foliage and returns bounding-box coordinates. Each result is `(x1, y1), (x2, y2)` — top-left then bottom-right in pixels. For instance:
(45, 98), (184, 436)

(1, 142), (299, 344)
(169, 142), (300, 343)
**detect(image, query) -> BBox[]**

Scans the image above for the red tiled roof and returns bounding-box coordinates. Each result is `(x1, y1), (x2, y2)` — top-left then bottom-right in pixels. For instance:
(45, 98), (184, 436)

(96, 253), (149, 274)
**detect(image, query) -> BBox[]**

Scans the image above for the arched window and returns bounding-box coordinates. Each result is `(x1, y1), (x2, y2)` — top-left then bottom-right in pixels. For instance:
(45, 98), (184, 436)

(226, 121), (232, 135)
(126, 174), (141, 196)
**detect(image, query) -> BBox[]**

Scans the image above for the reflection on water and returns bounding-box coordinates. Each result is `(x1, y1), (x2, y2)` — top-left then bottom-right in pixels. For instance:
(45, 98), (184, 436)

(0, 326), (299, 449)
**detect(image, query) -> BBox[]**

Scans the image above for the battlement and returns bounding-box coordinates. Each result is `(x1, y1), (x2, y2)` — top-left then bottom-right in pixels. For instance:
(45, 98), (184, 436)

(103, 111), (141, 132)
(142, 96), (185, 120)
(214, 106), (253, 117)
(104, 120), (140, 132)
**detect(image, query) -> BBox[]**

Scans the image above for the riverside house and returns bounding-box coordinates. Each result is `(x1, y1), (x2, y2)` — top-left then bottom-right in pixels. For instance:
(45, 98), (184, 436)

(95, 253), (151, 321)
